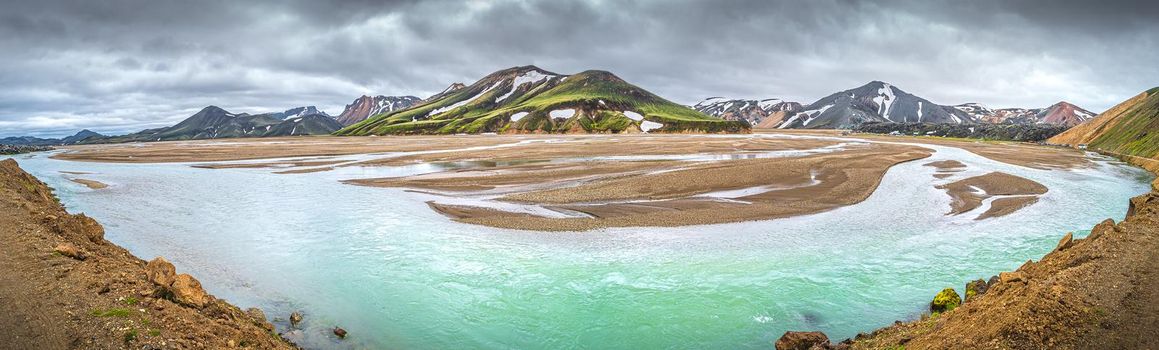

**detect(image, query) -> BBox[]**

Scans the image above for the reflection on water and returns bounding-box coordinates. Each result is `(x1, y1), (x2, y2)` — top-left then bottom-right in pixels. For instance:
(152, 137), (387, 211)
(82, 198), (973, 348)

(6, 136), (1154, 349)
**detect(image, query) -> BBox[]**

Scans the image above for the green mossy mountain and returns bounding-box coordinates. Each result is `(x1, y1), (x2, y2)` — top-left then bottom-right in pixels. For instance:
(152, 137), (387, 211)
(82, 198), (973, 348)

(336, 66), (749, 135)
(1049, 87), (1159, 161)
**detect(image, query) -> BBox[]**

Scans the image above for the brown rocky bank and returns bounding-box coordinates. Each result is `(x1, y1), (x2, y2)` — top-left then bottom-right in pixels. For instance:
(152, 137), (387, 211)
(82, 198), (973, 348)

(0, 159), (295, 349)
(776, 178), (1159, 349)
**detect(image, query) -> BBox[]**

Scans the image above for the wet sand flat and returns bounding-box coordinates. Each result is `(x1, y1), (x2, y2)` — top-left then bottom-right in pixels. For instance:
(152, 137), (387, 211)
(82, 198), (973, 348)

(69, 178), (107, 189)
(424, 143), (932, 231)
(936, 172), (1048, 217)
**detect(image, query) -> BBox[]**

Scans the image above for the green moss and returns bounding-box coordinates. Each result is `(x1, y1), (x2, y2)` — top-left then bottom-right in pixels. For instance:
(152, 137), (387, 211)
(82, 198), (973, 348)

(123, 297), (139, 305)
(148, 329), (161, 337)
(930, 288), (961, 313)
(90, 308), (132, 318)
(123, 329), (137, 344)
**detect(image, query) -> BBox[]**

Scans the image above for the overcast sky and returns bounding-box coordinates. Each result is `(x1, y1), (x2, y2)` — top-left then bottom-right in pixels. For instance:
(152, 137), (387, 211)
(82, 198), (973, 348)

(2, 0), (1157, 137)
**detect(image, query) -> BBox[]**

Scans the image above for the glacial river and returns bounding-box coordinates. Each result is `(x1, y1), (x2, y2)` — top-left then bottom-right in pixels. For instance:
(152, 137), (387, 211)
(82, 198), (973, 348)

(9, 135), (1154, 349)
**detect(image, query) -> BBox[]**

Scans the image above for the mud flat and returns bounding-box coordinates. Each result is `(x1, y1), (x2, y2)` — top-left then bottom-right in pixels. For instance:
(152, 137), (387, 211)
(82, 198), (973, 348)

(69, 178), (108, 189)
(936, 172), (1049, 219)
(409, 143), (932, 231)
(0, 159), (293, 349)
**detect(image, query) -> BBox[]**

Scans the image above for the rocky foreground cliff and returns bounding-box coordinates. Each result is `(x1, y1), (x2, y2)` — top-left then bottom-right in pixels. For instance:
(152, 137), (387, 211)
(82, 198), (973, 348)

(0, 159), (295, 349)
(777, 177), (1159, 350)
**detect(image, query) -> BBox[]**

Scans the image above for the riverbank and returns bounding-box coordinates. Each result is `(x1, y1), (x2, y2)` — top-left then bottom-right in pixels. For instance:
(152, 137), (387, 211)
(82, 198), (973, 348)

(0, 159), (295, 349)
(775, 163), (1159, 349)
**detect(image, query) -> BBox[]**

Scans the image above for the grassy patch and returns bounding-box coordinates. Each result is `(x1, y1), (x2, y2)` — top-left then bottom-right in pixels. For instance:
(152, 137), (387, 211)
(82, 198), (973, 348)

(123, 329), (137, 344)
(122, 297), (139, 305)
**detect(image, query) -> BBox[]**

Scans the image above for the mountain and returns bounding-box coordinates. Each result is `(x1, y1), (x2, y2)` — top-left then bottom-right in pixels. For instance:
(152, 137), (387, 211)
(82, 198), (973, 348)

(337, 65), (749, 135)
(1049, 87), (1159, 163)
(61, 130), (104, 144)
(692, 97), (803, 127)
(0, 135), (61, 146)
(265, 114), (343, 136)
(954, 101), (1095, 127)
(101, 106), (339, 142)
(777, 81), (974, 129)
(273, 106), (328, 120)
(0, 129), (105, 146)
(335, 95), (422, 126)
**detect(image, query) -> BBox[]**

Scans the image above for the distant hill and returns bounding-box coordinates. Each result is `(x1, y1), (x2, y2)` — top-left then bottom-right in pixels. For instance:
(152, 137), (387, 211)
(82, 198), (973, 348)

(954, 101), (1095, 127)
(1049, 87), (1159, 165)
(777, 81), (974, 129)
(335, 95), (421, 126)
(0, 130), (104, 146)
(337, 65), (749, 135)
(692, 98), (803, 127)
(96, 106), (342, 142)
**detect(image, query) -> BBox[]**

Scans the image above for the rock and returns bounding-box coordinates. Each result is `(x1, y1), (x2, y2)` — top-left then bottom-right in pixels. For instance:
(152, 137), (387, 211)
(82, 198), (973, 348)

(987, 275), (999, 286)
(930, 288), (962, 313)
(53, 243), (86, 260)
(170, 274), (209, 308)
(245, 308), (275, 332)
(290, 311), (303, 327)
(1055, 232), (1075, 252)
(145, 257), (209, 308)
(1087, 219), (1116, 241)
(145, 257), (176, 287)
(965, 279), (989, 302)
(333, 327), (347, 339)
(999, 271), (1024, 284)
(775, 331), (829, 350)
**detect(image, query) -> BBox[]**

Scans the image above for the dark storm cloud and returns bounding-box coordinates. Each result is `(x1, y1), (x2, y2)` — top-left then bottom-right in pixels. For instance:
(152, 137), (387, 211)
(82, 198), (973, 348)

(1, 0), (1157, 137)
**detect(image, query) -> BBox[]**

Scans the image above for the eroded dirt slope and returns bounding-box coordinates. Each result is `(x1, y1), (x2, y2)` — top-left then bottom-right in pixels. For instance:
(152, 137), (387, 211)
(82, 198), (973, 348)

(0, 159), (295, 349)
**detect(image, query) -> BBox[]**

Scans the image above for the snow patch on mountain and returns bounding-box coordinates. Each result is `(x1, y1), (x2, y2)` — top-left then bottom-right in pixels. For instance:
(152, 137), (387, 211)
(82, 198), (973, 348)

(496, 71), (557, 103)
(430, 82), (502, 116)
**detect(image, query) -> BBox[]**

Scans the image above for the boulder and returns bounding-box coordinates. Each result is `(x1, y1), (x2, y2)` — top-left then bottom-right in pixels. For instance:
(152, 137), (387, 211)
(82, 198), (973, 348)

(1087, 219), (1116, 241)
(170, 274), (209, 308)
(999, 271), (1024, 284)
(53, 243), (86, 260)
(145, 257), (209, 308)
(964, 279), (989, 302)
(333, 327), (348, 339)
(145, 257), (177, 287)
(930, 288), (961, 313)
(775, 331), (829, 350)
(1054, 232), (1075, 252)
(245, 308), (275, 332)
(290, 311), (303, 326)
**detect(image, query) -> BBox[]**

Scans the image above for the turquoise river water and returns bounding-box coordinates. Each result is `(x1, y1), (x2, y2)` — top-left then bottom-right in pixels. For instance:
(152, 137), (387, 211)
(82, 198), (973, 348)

(7, 134), (1154, 349)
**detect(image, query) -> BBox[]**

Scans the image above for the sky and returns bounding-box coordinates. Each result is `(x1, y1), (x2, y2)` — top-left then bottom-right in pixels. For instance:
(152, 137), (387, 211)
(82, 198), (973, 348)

(1, 0), (1157, 137)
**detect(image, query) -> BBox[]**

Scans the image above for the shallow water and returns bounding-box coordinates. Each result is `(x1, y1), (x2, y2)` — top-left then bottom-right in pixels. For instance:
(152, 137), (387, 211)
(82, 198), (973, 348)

(8, 136), (1154, 349)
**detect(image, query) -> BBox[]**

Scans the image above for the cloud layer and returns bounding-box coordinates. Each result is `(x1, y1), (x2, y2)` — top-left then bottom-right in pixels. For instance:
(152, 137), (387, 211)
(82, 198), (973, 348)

(1, 0), (1157, 137)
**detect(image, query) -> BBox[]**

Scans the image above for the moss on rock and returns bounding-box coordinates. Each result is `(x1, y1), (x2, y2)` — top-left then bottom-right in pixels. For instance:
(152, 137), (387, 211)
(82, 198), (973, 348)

(931, 288), (962, 313)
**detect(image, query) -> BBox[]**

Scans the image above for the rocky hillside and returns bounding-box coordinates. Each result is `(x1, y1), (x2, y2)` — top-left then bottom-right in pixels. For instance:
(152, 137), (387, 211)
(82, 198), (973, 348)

(0, 159), (295, 349)
(779, 81), (974, 129)
(692, 97), (803, 127)
(954, 101), (1096, 127)
(1050, 87), (1159, 166)
(335, 95), (422, 126)
(337, 65), (749, 135)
